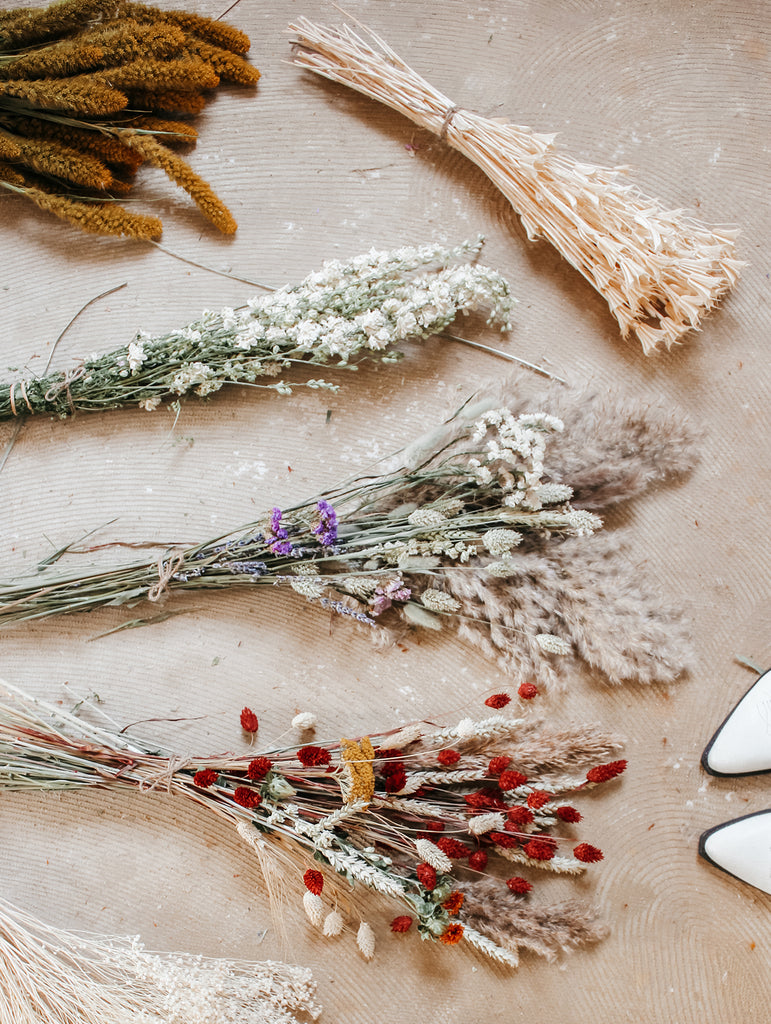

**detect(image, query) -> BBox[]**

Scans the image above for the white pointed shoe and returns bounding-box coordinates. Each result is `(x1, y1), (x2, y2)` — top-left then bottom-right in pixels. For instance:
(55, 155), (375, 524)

(701, 668), (771, 776)
(699, 810), (771, 895)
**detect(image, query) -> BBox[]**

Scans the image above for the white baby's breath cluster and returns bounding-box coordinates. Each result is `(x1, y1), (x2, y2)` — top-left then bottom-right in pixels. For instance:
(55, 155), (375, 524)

(469, 409), (564, 509)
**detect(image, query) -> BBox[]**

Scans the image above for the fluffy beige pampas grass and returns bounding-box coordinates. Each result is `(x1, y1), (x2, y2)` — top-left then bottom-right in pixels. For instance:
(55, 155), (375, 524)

(290, 17), (742, 352)
(0, 896), (320, 1023)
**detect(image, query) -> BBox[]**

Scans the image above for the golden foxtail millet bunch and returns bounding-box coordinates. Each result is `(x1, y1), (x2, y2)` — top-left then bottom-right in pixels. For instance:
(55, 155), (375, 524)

(0, 0), (260, 239)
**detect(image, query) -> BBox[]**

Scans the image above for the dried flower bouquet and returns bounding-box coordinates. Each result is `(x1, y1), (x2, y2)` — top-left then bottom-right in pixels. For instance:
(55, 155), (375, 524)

(0, 377), (695, 687)
(290, 18), (743, 353)
(0, 679), (625, 967)
(0, 239), (512, 420)
(0, 896), (321, 1024)
(0, 0), (259, 238)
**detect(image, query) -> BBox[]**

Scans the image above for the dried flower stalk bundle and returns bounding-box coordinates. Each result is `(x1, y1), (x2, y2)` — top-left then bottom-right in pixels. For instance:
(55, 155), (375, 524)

(290, 18), (743, 353)
(0, 377), (696, 687)
(0, 240), (513, 420)
(0, 0), (260, 238)
(0, 680), (624, 966)
(0, 896), (321, 1024)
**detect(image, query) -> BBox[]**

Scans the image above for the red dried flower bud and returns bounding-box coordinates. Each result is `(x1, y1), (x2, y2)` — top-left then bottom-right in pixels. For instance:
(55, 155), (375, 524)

(464, 789), (500, 809)
(498, 769), (528, 791)
(517, 682), (539, 700)
(416, 862), (437, 891)
(487, 756), (511, 776)
(526, 790), (551, 810)
(442, 891), (465, 915)
(586, 760), (628, 784)
(522, 838), (557, 861)
(555, 805), (582, 823)
(573, 842), (604, 863)
(193, 768), (218, 788)
(421, 819), (444, 833)
(297, 745), (332, 767)
(384, 767), (408, 793)
(506, 806), (535, 826)
(436, 837), (471, 859)
(375, 748), (403, 761)
(439, 923), (464, 945)
(468, 850), (488, 871)
(437, 749), (461, 766)
(380, 758), (406, 777)
(233, 786), (262, 809)
(303, 869), (324, 895)
(246, 756), (272, 781)
(489, 831), (519, 849)
(484, 693), (511, 709)
(240, 707), (259, 733)
(390, 915), (413, 933)
(506, 876), (533, 894)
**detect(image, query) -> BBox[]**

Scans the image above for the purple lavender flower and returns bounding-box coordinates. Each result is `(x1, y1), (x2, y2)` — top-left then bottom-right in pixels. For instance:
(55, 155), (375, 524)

(266, 507), (294, 556)
(312, 499), (338, 547)
(320, 597), (375, 625)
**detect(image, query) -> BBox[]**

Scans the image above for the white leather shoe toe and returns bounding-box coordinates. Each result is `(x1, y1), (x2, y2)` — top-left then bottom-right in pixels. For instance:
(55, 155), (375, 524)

(702, 668), (771, 776)
(699, 810), (771, 895)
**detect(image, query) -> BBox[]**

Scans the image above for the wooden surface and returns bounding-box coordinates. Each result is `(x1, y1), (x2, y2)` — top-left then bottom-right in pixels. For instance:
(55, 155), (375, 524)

(2, 1), (770, 1021)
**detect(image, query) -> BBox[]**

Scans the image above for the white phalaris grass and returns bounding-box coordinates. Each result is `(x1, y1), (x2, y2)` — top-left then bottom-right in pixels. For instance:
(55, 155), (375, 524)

(356, 921), (376, 960)
(0, 896), (321, 1023)
(290, 18), (743, 353)
(0, 239), (515, 421)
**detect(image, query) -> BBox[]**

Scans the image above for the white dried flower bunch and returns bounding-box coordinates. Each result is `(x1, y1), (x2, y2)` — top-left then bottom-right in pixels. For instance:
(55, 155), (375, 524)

(290, 18), (743, 353)
(0, 239), (514, 420)
(0, 896), (321, 1024)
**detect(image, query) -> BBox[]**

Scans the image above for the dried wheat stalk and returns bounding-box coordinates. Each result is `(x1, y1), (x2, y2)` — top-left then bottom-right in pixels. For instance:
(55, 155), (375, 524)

(290, 17), (743, 353)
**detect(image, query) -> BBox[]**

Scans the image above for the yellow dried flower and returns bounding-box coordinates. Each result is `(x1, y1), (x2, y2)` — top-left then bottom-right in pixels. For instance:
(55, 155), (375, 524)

(0, 77), (128, 116)
(184, 39), (260, 86)
(95, 57), (219, 94)
(118, 2), (251, 55)
(78, 19), (186, 64)
(129, 116), (198, 144)
(0, 0), (110, 49)
(339, 736), (375, 807)
(127, 89), (206, 115)
(16, 185), (162, 239)
(0, 162), (25, 186)
(11, 133), (113, 189)
(0, 132), (21, 161)
(0, 42), (105, 81)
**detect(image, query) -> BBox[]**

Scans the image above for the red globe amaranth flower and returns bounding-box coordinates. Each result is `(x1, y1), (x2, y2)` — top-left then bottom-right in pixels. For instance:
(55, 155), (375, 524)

(489, 831), (519, 849)
(375, 748), (403, 762)
(573, 842), (604, 863)
(487, 756), (511, 776)
(484, 693), (511, 709)
(468, 850), (488, 871)
(464, 789), (505, 810)
(240, 707), (259, 733)
(442, 891), (465, 916)
(379, 758), (406, 777)
(522, 838), (557, 861)
(555, 805), (582, 823)
(303, 869), (324, 895)
(384, 767), (408, 793)
(436, 837), (471, 859)
(506, 876), (533, 894)
(498, 769), (528, 791)
(390, 915), (413, 933)
(586, 760), (628, 784)
(517, 682), (539, 700)
(246, 756), (272, 781)
(297, 745), (332, 767)
(233, 786), (262, 809)
(193, 768), (218, 788)
(506, 806), (535, 826)
(437, 749), (461, 766)
(439, 923), (464, 945)
(421, 819), (444, 833)
(526, 790), (550, 810)
(416, 862), (437, 891)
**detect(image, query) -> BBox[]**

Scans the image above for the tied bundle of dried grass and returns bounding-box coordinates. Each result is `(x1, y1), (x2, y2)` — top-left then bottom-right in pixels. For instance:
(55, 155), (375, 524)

(0, 377), (696, 687)
(0, 239), (514, 420)
(290, 17), (743, 353)
(0, 0), (259, 238)
(0, 679), (625, 967)
(0, 895), (321, 1023)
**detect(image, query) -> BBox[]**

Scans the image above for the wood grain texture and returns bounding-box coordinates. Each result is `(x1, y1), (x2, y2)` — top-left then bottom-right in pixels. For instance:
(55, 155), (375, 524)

(1, 1), (770, 1021)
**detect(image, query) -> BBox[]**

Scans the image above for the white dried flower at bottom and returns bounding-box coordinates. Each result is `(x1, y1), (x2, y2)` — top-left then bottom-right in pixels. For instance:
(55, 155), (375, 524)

(302, 891), (325, 927)
(455, 717), (477, 738)
(139, 395), (162, 412)
(535, 633), (572, 655)
(468, 812), (506, 835)
(292, 712), (318, 732)
(127, 341), (146, 373)
(567, 509), (603, 536)
(290, 576), (326, 599)
(482, 528), (523, 556)
(420, 589), (461, 614)
(485, 559), (519, 578)
(356, 921), (376, 960)
(414, 838), (453, 873)
(323, 910), (344, 937)
(387, 722), (423, 748)
(537, 482), (574, 504)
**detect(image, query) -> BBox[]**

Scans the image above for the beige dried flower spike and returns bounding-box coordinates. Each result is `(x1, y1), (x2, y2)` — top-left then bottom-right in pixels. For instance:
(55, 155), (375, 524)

(290, 17), (743, 352)
(0, 894), (321, 1023)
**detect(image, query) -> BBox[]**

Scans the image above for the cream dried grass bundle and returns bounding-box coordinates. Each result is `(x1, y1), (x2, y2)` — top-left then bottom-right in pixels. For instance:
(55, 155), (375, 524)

(290, 17), (743, 353)
(0, 895), (320, 1023)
